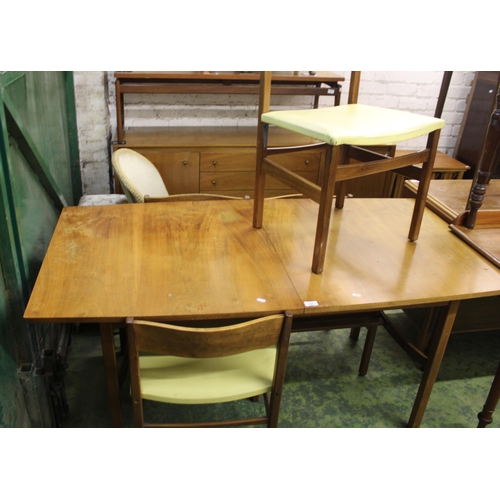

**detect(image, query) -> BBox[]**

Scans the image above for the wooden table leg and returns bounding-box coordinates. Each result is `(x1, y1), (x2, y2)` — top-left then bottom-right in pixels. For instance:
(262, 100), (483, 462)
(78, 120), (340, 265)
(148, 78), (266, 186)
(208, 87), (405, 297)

(99, 323), (124, 427)
(407, 300), (460, 428)
(477, 361), (500, 427)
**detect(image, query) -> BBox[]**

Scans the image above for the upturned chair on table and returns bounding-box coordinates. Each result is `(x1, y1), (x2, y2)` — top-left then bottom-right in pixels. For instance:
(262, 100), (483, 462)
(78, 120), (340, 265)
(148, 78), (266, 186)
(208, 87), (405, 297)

(126, 313), (293, 427)
(253, 71), (447, 273)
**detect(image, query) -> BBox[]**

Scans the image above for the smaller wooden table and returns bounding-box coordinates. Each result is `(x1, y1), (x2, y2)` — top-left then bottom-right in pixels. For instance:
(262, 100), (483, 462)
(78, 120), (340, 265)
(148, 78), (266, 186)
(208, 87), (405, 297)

(403, 179), (500, 223)
(404, 178), (500, 269)
(400, 178), (500, 364)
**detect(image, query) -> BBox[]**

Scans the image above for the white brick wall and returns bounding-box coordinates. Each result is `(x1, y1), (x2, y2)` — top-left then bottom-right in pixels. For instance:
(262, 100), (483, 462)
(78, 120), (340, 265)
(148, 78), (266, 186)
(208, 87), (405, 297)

(74, 71), (475, 194)
(73, 71), (111, 195)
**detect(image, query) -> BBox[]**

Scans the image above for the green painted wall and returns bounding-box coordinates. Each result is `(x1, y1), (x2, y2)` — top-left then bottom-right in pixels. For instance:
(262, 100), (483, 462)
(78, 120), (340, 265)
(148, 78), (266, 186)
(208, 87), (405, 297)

(0, 71), (80, 427)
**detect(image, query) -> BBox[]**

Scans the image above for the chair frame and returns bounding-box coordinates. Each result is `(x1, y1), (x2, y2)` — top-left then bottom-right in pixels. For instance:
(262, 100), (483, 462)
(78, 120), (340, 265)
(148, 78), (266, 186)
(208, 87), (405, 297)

(126, 312), (293, 428)
(253, 71), (445, 274)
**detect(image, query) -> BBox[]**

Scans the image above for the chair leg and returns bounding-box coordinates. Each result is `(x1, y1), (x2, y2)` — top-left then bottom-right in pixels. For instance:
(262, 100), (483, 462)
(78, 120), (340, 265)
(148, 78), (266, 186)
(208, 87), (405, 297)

(118, 327), (127, 356)
(335, 181), (348, 209)
(312, 145), (341, 274)
(267, 391), (283, 428)
(358, 325), (378, 376)
(408, 129), (441, 241)
(350, 327), (361, 340)
(253, 123), (269, 229)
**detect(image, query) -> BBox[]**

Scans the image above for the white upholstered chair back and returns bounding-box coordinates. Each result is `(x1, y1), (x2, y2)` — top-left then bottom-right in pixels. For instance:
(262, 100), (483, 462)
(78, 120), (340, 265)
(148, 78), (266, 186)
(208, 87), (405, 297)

(112, 148), (169, 203)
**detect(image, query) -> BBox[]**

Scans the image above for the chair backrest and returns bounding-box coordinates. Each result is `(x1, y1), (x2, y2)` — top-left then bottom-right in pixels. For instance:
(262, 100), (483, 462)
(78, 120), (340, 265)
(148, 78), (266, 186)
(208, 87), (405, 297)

(144, 193), (244, 203)
(258, 71), (362, 116)
(128, 313), (291, 358)
(111, 148), (169, 203)
(348, 71), (361, 104)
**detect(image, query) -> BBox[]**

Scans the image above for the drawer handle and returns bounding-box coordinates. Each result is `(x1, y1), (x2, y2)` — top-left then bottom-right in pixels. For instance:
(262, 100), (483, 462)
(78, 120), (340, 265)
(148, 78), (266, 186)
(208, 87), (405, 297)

(212, 160), (217, 166)
(212, 180), (216, 185)
(183, 160), (187, 166)
(305, 160), (309, 165)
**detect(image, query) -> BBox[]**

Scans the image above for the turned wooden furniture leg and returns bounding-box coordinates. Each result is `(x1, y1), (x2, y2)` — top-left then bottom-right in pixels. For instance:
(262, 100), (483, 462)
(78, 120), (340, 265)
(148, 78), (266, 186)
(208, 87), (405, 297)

(312, 145), (341, 274)
(99, 323), (124, 427)
(408, 300), (460, 428)
(477, 361), (500, 427)
(466, 78), (500, 229)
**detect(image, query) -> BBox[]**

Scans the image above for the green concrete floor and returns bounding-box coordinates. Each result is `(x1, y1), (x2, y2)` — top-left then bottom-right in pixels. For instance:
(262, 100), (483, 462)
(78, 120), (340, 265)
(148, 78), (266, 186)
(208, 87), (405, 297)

(60, 310), (500, 428)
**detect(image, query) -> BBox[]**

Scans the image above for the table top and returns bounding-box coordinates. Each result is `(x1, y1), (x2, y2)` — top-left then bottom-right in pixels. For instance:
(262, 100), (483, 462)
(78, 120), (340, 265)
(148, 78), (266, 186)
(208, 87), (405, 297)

(24, 200), (303, 322)
(263, 197), (500, 313)
(24, 198), (500, 324)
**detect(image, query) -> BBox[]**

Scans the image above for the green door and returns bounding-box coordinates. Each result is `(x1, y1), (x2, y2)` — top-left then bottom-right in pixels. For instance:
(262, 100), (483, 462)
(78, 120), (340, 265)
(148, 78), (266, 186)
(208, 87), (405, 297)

(0, 71), (81, 427)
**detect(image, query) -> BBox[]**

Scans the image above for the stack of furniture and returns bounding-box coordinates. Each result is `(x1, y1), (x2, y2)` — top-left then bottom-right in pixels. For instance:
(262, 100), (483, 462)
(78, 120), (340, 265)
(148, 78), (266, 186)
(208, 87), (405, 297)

(27, 71), (500, 429)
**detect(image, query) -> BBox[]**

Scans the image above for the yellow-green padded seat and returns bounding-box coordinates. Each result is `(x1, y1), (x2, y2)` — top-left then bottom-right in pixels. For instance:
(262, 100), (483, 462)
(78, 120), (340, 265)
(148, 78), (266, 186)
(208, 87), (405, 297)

(139, 347), (276, 405)
(262, 104), (445, 146)
(111, 148), (169, 203)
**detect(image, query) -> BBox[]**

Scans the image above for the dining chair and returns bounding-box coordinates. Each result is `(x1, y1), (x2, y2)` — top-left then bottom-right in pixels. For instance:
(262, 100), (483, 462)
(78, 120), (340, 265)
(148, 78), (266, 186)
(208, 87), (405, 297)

(126, 312), (293, 427)
(253, 71), (446, 273)
(111, 148), (169, 203)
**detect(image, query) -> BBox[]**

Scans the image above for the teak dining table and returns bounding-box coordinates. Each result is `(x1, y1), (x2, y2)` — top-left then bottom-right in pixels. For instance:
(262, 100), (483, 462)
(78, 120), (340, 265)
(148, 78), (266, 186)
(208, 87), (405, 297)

(24, 198), (500, 427)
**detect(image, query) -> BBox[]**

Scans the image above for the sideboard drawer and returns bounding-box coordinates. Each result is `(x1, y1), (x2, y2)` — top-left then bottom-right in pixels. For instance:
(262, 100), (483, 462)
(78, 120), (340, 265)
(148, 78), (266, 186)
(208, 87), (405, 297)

(200, 151), (255, 172)
(200, 151), (322, 174)
(115, 149), (200, 195)
(200, 170), (318, 192)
